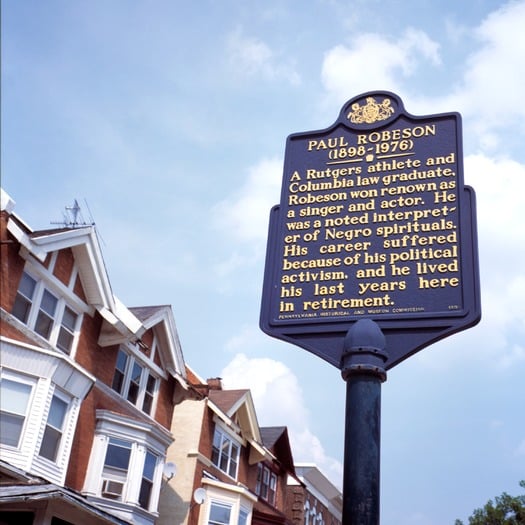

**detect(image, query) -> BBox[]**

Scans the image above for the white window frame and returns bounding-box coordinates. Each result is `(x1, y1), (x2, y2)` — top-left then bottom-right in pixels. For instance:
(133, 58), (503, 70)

(200, 480), (255, 525)
(0, 371), (36, 449)
(208, 501), (232, 525)
(83, 410), (170, 521)
(211, 425), (241, 480)
(38, 388), (71, 463)
(12, 270), (82, 356)
(111, 347), (159, 416)
(255, 464), (277, 505)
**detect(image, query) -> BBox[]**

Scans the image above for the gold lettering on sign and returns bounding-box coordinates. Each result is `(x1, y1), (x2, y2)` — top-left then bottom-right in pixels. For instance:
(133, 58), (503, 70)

(276, 116), (463, 320)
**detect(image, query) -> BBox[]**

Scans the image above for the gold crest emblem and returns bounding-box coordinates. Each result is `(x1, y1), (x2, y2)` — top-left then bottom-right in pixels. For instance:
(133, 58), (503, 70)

(347, 96), (395, 124)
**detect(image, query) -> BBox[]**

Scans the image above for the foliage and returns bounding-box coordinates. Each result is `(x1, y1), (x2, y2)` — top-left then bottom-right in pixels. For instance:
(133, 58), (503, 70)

(455, 481), (525, 524)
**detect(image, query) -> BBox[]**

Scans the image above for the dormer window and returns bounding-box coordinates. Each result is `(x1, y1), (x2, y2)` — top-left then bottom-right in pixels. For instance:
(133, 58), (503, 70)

(211, 426), (240, 479)
(12, 271), (81, 355)
(255, 464), (277, 505)
(111, 348), (158, 416)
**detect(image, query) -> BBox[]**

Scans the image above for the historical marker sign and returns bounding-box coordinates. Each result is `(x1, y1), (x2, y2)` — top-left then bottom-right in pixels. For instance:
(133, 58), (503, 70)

(260, 91), (481, 369)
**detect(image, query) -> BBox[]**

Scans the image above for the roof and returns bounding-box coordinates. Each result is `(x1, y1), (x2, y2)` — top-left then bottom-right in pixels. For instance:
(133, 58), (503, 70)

(294, 464), (342, 514)
(128, 305), (186, 379)
(0, 483), (129, 525)
(207, 389), (273, 464)
(129, 305), (170, 322)
(260, 426), (288, 449)
(260, 426), (296, 475)
(208, 389), (249, 414)
(2, 189), (187, 381)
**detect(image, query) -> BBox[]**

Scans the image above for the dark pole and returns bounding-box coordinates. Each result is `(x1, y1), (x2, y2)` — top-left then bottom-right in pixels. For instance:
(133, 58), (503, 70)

(341, 319), (387, 525)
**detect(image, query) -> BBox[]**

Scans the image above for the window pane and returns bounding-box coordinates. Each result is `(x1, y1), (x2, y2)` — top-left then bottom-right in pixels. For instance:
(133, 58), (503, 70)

(142, 374), (156, 414)
(35, 311), (53, 339)
(0, 413), (24, 446)
(39, 426), (61, 461)
(127, 381), (139, 404)
(111, 370), (125, 394)
(146, 374), (156, 393)
(104, 439), (131, 470)
(0, 379), (32, 413)
(139, 479), (152, 509)
(12, 296), (32, 323)
(12, 273), (37, 324)
(131, 362), (142, 383)
(57, 329), (74, 353)
(239, 508), (249, 525)
(112, 350), (128, 393)
(142, 391), (154, 415)
(209, 502), (231, 525)
(40, 290), (58, 315)
(116, 350), (128, 372)
(139, 451), (157, 509)
(61, 306), (77, 331)
(48, 396), (68, 428)
(143, 451), (156, 480)
(18, 272), (37, 298)
(228, 442), (239, 478)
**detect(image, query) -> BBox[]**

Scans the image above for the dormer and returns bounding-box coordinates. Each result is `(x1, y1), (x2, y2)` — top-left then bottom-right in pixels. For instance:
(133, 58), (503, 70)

(105, 306), (188, 417)
(208, 388), (272, 480)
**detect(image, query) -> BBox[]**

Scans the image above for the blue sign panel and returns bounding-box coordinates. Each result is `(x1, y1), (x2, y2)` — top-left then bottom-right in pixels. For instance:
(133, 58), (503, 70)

(260, 92), (481, 369)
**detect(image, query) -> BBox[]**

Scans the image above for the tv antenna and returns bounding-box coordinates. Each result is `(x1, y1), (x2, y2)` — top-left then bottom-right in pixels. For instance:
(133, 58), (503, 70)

(51, 199), (95, 228)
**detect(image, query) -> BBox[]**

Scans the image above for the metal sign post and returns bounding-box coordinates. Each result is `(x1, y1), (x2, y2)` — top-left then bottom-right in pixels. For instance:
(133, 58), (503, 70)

(260, 92), (481, 524)
(341, 319), (387, 524)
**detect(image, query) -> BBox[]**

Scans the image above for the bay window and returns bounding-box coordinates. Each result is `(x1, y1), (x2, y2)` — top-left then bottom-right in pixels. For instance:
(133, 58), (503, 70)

(83, 410), (169, 522)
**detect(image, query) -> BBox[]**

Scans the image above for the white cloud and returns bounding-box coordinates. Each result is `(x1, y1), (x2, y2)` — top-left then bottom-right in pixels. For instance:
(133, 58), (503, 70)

(321, 29), (440, 101)
(414, 153), (525, 370)
(436, 1), (525, 149)
(211, 157), (282, 245)
(226, 27), (300, 85)
(221, 352), (343, 487)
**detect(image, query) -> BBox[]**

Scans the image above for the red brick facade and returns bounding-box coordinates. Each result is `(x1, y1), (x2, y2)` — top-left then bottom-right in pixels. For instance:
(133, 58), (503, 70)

(0, 192), (191, 525)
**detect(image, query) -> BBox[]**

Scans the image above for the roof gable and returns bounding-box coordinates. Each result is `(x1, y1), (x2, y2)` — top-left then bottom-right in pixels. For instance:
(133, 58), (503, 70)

(260, 426), (296, 475)
(7, 215), (144, 340)
(129, 305), (186, 377)
(208, 389), (272, 464)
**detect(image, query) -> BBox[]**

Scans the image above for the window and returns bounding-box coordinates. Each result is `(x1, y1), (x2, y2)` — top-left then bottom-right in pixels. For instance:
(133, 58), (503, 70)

(239, 507), (249, 525)
(103, 438), (132, 486)
(138, 450), (158, 509)
(39, 393), (69, 461)
(12, 271), (80, 355)
(12, 272), (37, 323)
(0, 377), (33, 447)
(211, 427), (240, 479)
(255, 464), (277, 505)
(57, 306), (78, 353)
(35, 289), (58, 339)
(111, 348), (158, 415)
(100, 440), (159, 509)
(208, 502), (232, 525)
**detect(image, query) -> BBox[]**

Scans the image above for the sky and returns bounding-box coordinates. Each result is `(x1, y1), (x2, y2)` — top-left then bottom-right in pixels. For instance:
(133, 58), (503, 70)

(1, 1), (525, 523)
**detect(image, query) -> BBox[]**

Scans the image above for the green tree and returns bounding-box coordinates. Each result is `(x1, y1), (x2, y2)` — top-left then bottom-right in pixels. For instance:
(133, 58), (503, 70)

(455, 481), (525, 524)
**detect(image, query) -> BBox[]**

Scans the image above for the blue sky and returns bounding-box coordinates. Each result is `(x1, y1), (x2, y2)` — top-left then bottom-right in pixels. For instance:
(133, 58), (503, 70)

(2, 1), (525, 523)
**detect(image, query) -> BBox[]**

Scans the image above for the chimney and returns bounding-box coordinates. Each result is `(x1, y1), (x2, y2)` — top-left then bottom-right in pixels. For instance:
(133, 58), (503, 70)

(206, 377), (223, 391)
